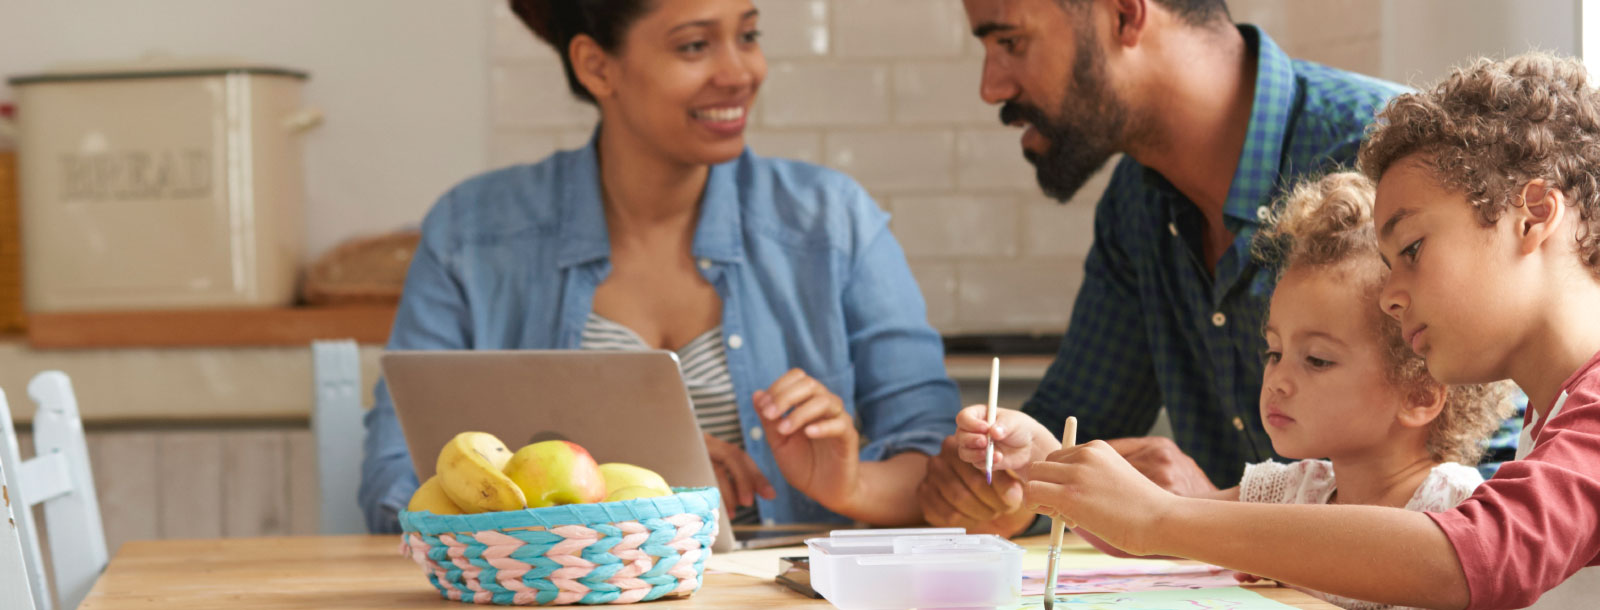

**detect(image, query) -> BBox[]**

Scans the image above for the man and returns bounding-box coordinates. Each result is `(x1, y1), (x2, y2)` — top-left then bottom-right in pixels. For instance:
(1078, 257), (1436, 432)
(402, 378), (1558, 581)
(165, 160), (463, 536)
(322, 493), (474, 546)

(916, 0), (1517, 536)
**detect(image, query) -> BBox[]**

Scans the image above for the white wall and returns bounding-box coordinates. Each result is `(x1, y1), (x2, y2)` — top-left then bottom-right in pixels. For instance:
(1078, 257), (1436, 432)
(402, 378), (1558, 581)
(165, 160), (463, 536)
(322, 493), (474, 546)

(1380, 0), (1579, 87)
(0, 0), (494, 261)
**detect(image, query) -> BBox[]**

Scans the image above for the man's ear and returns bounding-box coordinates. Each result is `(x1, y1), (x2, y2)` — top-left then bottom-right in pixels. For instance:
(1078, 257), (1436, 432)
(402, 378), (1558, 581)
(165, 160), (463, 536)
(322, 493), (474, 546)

(1105, 0), (1149, 48)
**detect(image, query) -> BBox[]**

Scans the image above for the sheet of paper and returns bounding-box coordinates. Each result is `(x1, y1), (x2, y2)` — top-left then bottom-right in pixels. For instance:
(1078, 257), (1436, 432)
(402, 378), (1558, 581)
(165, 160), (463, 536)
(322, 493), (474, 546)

(998, 586), (1300, 609)
(702, 544), (807, 580)
(1021, 564), (1239, 595)
(1021, 543), (1181, 572)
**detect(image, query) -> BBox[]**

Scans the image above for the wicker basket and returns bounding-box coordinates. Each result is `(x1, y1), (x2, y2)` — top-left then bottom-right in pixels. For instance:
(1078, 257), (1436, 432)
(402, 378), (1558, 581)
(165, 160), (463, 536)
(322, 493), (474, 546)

(400, 487), (720, 605)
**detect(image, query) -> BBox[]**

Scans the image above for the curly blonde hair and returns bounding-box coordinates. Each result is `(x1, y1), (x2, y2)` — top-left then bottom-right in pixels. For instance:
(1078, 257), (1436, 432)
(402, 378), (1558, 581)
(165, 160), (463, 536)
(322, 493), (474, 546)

(1255, 172), (1514, 465)
(1359, 52), (1600, 277)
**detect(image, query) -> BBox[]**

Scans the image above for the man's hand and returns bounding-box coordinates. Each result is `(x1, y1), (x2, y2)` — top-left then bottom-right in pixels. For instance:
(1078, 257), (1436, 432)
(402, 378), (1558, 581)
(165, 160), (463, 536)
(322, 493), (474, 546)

(917, 435), (1036, 536)
(1106, 436), (1218, 497)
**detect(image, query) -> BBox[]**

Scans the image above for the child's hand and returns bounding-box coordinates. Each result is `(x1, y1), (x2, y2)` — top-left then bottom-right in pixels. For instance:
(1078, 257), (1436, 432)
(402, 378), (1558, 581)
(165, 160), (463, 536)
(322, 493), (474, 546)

(953, 405), (1059, 480)
(1025, 440), (1178, 556)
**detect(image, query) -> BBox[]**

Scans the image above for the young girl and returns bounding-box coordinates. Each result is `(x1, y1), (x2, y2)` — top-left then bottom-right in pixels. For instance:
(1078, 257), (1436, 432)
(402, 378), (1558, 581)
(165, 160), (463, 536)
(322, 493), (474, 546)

(955, 172), (1511, 610)
(1023, 53), (1600, 610)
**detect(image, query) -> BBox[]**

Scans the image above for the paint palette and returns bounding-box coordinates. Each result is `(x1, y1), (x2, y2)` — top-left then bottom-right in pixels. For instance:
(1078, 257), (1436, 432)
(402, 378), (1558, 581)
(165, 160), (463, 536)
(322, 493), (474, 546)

(806, 528), (1024, 610)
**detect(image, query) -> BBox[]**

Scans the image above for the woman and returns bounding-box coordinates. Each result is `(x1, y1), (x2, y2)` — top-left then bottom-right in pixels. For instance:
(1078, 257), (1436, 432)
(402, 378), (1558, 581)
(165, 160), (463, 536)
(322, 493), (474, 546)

(358, 0), (960, 532)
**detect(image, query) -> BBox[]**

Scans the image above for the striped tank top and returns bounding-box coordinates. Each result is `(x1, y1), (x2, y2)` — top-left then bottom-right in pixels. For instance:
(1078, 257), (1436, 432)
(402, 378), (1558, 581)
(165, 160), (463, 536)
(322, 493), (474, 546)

(581, 312), (757, 524)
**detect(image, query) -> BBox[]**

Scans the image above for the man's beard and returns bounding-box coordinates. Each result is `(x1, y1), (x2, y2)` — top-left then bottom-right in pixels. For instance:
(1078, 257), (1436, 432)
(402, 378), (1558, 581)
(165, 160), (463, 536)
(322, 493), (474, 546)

(1000, 27), (1130, 202)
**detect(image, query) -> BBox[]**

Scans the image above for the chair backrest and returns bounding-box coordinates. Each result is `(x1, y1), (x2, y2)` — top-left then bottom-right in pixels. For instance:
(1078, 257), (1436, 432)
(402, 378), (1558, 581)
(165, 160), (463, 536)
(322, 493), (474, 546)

(312, 339), (367, 535)
(1, 454), (40, 610)
(0, 371), (108, 610)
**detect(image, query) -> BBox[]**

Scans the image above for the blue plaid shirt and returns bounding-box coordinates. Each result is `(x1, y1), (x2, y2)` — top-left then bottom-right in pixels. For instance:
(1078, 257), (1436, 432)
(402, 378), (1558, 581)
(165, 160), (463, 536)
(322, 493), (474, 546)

(1022, 25), (1521, 488)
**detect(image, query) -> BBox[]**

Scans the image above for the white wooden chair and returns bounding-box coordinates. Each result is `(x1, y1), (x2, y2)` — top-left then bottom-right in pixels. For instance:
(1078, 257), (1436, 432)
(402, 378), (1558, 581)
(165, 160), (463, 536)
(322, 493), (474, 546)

(312, 339), (367, 535)
(0, 371), (108, 610)
(1, 457), (40, 610)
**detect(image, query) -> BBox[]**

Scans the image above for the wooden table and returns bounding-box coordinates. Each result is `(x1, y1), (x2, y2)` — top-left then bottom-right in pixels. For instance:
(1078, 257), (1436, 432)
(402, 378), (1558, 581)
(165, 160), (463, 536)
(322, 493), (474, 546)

(80, 534), (1341, 609)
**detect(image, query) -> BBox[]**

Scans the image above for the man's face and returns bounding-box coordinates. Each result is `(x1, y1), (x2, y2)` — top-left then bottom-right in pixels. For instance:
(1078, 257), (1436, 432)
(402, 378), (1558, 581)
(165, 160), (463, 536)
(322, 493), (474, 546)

(965, 0), (1132, 201)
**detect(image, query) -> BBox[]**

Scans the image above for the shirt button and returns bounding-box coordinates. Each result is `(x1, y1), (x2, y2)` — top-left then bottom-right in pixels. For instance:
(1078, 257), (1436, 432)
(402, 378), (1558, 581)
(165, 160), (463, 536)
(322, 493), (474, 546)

(698, 258), (712, 270)
(1233, 416), (1245, 431)
(1256, 207), (1271, 221)
(1211, 312), (1226, 327)
(750, 426), (763, 442)
(1168, 222), (1179, 236)
(728, 334), (743, 350)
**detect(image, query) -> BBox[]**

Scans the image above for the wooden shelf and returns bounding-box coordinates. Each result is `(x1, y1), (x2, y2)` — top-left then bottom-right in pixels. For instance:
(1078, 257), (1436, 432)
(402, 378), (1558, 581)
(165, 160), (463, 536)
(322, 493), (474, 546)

(943, 353), (1054, 380)
(26, 305), (396, 349)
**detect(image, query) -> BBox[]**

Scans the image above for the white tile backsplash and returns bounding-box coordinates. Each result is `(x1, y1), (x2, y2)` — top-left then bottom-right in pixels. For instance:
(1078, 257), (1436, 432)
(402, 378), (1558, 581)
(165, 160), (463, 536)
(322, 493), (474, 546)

(754, 0), (831, 58)
(834, 0), (968, 58)
(956, 128), (1037, 190)
(824, 130), (955, 192)
(892, 194), (1019, 258)
(493, 63), (599, 128)
(956, 259), (1084, 332)
(485, 1), (1387, 333)
(893, 60), (994, 124)
(761, 62), (891, 126)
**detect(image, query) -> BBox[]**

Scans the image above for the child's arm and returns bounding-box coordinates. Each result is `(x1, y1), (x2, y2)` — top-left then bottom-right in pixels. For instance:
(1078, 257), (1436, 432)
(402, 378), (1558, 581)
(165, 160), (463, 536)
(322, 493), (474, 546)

(952, 405), (1061, 481)
(1026, 441), (1470, 609)
(1077, 485), (1239, 559)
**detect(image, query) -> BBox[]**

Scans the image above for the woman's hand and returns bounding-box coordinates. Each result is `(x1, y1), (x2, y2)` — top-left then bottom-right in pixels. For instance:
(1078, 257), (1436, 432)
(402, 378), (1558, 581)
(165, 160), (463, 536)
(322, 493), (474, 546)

(754, 368), (860, 515)
(703, 432), (775, 517)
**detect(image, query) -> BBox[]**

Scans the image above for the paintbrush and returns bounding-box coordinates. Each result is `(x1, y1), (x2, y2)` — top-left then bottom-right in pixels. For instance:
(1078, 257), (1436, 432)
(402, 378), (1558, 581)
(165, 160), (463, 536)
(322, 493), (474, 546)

(984, 357), (999, 484)
(1043, 415), (1077, 610)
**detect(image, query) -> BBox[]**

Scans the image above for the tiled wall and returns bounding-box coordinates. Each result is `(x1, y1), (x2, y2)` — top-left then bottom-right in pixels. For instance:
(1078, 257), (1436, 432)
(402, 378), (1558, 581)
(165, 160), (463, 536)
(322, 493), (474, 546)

(486, 0), (1382, 335)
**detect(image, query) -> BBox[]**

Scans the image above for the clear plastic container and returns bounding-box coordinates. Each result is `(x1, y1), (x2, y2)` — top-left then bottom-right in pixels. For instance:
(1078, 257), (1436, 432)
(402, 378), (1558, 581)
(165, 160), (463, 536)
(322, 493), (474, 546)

(807, 528), (1023, 610)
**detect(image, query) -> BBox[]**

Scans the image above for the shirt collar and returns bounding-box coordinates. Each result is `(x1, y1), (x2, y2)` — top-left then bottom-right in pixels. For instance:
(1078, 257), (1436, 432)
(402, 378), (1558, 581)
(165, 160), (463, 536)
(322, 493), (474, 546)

(1221, 24), (1298, 228)
(555, 127), (747, 268)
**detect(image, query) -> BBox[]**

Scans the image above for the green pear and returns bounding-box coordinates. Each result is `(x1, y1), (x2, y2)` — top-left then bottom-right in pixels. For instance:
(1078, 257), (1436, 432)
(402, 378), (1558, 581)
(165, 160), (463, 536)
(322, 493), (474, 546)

(599, 463), (673, 501)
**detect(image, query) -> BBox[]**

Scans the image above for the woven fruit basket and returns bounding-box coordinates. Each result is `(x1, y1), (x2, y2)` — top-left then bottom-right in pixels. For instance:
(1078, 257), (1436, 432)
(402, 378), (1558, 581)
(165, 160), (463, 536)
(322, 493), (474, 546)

(400, 487), (720, 605)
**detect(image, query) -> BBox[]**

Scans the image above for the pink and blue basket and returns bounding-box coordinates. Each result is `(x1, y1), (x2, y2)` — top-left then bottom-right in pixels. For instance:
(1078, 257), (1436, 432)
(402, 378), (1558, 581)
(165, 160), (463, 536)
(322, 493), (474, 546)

(400, 487), (721, 605)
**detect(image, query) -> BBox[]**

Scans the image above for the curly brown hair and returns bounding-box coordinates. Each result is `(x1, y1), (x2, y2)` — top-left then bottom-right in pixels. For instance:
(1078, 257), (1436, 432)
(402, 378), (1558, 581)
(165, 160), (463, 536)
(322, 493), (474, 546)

(1359, 52), (1600, 277)
(1255, 172), (1514, 464)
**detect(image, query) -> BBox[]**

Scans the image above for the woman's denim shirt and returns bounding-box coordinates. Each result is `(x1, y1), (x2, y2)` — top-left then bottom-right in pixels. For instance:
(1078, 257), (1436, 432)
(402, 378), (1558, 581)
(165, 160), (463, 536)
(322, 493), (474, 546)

(359, 139), (961, 532)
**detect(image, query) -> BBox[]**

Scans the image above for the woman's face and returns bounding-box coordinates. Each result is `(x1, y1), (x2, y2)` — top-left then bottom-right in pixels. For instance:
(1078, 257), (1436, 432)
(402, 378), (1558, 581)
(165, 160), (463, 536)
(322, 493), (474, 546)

(600, 0), (766, 166)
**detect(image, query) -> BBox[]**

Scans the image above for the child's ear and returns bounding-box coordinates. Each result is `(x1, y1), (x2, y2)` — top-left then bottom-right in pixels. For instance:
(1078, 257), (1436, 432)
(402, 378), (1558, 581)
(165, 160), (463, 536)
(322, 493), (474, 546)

(1512, 179), (1570, 255)
(1398, 385), (1446, 429)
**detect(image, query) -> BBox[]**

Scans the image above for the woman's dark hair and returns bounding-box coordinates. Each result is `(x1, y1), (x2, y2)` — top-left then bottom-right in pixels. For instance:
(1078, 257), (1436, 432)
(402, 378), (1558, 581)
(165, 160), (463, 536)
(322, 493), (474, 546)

(510, 0), (655, 104)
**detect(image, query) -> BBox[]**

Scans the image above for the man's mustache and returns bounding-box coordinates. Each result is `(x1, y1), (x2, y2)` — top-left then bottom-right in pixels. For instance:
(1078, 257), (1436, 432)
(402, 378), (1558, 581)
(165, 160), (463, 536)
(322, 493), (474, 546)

(999, 102), (1050, 130)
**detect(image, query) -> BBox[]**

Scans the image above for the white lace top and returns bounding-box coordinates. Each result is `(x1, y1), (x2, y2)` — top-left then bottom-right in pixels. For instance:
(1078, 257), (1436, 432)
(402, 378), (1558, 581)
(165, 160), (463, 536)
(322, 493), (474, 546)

(1238, 459), (1485, 610)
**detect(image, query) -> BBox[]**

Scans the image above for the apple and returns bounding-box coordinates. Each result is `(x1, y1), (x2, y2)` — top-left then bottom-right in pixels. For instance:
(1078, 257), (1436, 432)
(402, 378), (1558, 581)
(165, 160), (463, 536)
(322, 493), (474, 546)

(599, 463), (672, 501)
(503, 440), (606, 508)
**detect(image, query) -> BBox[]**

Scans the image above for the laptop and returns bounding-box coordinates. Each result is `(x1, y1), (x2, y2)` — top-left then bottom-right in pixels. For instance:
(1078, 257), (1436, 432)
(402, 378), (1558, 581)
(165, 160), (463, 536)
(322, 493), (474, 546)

(381, 349), (831, 552)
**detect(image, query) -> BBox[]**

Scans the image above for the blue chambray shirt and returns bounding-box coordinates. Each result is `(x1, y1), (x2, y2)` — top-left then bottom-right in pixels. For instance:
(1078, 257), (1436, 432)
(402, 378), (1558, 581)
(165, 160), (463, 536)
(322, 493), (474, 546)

(1021, 25), (1522, 490)
(358, 136), (961, 533)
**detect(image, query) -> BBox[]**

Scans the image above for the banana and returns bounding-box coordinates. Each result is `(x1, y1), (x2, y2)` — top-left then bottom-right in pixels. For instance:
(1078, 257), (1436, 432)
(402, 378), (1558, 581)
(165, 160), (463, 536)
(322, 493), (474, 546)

(407, 475), (467, 515)
(436, 431), (526, 513)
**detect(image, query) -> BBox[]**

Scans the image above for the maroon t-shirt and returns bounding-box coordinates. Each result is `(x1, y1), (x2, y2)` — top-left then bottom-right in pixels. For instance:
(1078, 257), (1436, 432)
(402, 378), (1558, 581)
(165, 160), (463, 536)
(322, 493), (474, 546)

(1428, 348), (1600, 609)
